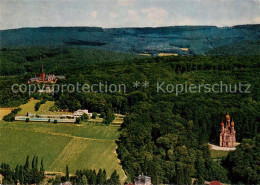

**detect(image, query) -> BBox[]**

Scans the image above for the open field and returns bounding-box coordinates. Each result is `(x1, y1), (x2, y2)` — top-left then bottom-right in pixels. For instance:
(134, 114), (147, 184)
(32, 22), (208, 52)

(37, 100), (54, 114)
(18, 99), (40, 115)
(158, 53), (179, 57)
(0, 121), (126, 181)
(0, 121), (120, 139)
(0, 108), (15, 120)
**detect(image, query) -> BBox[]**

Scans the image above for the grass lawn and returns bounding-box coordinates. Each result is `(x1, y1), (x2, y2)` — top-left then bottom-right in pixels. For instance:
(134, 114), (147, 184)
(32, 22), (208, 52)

(0, 121), (126, 181)
(38, 101), (73, 115)
(210, 149), (229, 159)
(18, 100), (73, 116)
(88, 117), (104, 123)
(0, 109), (13, 120)
(86, 114), (124, 126)
(18, 99), (40, 115)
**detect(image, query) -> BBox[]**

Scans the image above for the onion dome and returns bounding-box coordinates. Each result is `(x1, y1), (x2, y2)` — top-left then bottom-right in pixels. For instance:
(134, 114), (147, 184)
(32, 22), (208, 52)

(226, 113), (230, 120)
(231, 121), (234, 127)
(221, 122), (224, 126)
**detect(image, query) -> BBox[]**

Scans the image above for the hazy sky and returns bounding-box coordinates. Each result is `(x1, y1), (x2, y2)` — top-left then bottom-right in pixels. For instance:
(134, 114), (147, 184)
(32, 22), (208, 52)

(1, 0), (260, 30)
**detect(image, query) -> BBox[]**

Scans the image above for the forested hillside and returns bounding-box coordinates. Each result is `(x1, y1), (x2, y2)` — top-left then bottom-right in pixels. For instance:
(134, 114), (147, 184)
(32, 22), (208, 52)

(0, 47), (139, 76)
(1, 25), (260, 55)
(0, 47), (259, 184)
(224, 136), (260, 184)
(207, 41), (260, 56)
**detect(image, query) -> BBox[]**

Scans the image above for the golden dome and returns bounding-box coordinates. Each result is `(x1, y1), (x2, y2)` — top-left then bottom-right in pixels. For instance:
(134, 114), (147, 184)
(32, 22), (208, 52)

(226, 113), (230, 120)
(231, 121), (234, 127)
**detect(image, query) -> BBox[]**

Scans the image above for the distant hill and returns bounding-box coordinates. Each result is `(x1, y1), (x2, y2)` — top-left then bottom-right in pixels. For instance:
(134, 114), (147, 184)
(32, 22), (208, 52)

(206, 40), (260, 56)
(1, 25), (260, 55)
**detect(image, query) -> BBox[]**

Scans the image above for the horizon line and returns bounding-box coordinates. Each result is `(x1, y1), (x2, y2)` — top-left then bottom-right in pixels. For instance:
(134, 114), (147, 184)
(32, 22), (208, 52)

(1, 24), (259, 31)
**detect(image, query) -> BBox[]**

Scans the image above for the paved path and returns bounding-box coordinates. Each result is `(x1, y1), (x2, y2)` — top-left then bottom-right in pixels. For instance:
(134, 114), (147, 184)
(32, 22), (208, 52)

(208, 143), (237, 151)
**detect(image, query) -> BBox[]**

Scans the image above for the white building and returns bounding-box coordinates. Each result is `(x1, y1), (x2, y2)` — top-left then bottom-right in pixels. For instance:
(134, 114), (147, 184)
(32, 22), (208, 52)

(135, 174), (152, 185)
(73, 109), (93, 118)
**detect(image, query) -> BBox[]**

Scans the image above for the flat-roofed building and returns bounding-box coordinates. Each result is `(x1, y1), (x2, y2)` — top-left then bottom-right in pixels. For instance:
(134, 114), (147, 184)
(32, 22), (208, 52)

(73, 109), (93, 118)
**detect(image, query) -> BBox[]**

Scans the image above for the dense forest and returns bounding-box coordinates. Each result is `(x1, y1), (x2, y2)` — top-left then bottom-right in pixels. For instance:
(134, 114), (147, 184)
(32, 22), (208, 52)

(0, 47), (259, 184)
(224, 136), (260, 184)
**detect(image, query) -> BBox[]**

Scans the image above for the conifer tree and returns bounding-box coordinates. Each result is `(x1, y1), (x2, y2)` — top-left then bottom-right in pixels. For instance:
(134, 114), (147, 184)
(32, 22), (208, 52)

(19, 165), (24, 185)
(31, 156), (35, 170)
(108, 170), (120, 185)
(35, 156), (38, 170)
(14, 165), (19, 183)
(89, 170), (96, 184)
(96, 169), (103, 184)
(66, 165), (69, 181)
(40, 159), (45, 180)
(82, 175), (88, 185)
(102, 169), (107, 183)
(20, 167), (24, 185)
(24, 156), (29, 170)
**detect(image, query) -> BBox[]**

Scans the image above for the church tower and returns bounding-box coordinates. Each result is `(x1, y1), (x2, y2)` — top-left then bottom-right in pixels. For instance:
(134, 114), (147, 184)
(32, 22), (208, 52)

(39, 65), (45, 81)
(219, 113), (236, 147)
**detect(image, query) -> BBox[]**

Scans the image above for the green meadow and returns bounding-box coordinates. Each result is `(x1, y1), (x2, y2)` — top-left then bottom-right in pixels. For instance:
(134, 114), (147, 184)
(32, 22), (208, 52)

(18, 100), (73, 116)
(210, 149), (229, 160)
(0, 121), (126, 181)
(17, 99), (40, 115)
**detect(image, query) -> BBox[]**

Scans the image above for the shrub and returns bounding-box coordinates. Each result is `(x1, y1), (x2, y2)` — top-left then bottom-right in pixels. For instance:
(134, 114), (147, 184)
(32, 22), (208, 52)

(25, 118), (29, 122)
(75, 118), (81, 124)
(34, 102), (41, 111)
(54, 120), (58, 124)
(60, 176), (67, 183)
(49, 105), (58, 112)
(100, 112), (105, 118)
(40, 99), (47, 104)
(48, 179), (54, 183)
(81, 113), (89, 121)
(103, 109), (115, 125)
(92, 113), (97, 119)
(3, 108), (21, 122)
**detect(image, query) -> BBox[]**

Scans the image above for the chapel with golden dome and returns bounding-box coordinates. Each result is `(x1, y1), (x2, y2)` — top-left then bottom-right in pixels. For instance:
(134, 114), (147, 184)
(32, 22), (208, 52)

(219, 113), (236, 147)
